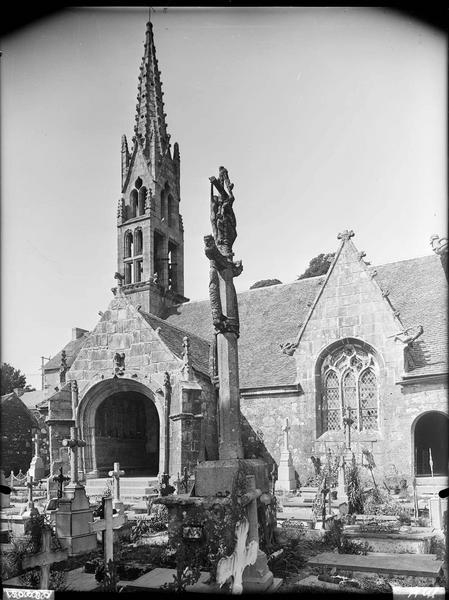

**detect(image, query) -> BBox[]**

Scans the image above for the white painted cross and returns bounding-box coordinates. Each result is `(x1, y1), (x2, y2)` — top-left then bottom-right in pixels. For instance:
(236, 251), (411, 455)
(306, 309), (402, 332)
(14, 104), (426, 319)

(90, 496), (126, 564)
(22, 528), (68, 589)
(24, 475), (39, 517)
(216, 518), (258, 594)
(108, 462), (125, 510)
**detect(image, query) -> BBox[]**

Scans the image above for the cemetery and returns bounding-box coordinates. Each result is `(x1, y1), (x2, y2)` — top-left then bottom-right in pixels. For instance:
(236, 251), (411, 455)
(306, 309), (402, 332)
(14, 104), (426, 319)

(1, 166), (447, 595)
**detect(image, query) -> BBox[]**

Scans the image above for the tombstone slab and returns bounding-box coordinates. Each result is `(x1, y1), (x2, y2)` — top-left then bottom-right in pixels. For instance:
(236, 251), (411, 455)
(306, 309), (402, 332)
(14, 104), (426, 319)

(54, 486), (97, 556)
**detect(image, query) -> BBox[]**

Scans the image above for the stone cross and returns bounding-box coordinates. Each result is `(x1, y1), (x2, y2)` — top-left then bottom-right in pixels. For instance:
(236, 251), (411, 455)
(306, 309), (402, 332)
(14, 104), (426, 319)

(282, 418), (290, 451)
(90, 496), (126, 565)
(24, 475), (39, 517)
(108, 462), (125, 509)
(62, 426), (86, 486)
(204, 166), (244, 460)
(52, 467), (70, 499)
(22, 528), (68, 590)
(216, 517), (258, 594)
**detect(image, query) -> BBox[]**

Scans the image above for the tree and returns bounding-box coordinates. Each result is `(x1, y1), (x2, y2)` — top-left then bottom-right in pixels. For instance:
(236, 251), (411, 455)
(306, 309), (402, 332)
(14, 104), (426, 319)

(1, 362), (27, 396)
(297, 253), (335, 280)
(249, 278), (282, 290)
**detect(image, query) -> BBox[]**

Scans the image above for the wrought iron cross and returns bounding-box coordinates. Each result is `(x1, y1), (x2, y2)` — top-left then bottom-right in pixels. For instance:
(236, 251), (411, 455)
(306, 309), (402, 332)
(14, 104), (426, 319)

(52, 467), (70, 499)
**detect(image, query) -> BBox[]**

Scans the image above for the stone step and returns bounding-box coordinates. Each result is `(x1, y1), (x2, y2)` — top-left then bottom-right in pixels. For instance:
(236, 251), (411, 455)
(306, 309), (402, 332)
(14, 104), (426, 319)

(308, 551), (443, 579)
(343, 526), (436, 554)
(85, 477), (159, 500)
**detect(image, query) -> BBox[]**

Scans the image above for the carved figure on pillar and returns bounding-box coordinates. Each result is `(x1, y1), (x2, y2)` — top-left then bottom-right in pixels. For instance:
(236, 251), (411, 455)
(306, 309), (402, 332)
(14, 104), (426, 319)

(204, 166), (244, 460)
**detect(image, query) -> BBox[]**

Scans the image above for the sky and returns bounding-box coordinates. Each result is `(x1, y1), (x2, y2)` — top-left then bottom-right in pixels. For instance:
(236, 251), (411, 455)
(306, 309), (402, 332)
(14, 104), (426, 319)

(1, 7), (447, 390)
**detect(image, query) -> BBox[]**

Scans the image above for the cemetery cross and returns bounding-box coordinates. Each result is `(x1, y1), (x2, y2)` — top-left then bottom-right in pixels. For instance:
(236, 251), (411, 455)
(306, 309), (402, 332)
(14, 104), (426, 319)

(90, 496), (126, 564)
(62, 426), (86, 486)
(22, 528), (68, 590)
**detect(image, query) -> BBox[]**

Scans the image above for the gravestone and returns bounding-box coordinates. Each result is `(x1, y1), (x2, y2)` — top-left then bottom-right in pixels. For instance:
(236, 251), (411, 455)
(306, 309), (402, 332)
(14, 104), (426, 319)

(53, 420), (97, 556)
(275, 418), (296, 492)
(28, 433), (46, 482)
(90, 496), (127, 563)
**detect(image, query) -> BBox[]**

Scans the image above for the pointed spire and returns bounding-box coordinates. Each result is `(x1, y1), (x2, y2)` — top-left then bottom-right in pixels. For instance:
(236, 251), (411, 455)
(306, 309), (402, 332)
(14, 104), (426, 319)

(133, 19), (171, 163)
(121, 134), (130, 187)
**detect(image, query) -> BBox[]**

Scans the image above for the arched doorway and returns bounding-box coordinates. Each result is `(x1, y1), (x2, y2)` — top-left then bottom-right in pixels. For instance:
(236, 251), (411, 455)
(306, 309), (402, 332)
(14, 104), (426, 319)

(93, 391), (159, 477)
(414, 412), (449, 477)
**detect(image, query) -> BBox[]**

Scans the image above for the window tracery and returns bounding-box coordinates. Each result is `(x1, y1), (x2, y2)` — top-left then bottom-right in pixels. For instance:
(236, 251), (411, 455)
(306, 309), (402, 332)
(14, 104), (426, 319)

(321, 343), (378, 433)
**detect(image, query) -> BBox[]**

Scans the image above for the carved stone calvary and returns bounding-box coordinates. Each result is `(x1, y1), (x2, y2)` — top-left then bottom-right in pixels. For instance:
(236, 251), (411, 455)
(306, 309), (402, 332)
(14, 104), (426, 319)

(216, 518), (258, 594)
(22, 528), (68, 590)
(204, 166), (244, 459)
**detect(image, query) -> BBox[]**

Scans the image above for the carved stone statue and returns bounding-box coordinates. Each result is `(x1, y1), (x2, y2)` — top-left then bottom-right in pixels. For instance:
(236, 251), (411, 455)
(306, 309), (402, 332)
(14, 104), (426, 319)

(205, 167), (243, 336)
(114, 352), (125, 376)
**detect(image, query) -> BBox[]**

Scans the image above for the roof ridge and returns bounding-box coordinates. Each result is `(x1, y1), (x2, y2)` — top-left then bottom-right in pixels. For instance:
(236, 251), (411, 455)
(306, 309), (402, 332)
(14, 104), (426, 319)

(141, 310), (211, 346)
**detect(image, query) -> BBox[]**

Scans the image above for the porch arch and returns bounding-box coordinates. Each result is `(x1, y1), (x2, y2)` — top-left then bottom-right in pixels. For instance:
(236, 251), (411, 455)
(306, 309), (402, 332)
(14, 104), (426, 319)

(78, 378), (163, 478)
(412, 410), (449, 477)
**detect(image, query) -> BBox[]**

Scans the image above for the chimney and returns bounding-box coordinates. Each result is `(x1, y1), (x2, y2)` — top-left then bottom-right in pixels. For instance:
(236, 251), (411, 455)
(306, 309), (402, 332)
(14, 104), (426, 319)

(72, 327), (89, 341)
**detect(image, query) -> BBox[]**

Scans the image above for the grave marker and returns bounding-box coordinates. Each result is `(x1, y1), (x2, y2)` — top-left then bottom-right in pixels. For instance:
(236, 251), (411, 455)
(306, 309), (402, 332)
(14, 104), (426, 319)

(22, 528), (68, 589)
(108, 462), (125, 512)
(90, 497), (126, 564)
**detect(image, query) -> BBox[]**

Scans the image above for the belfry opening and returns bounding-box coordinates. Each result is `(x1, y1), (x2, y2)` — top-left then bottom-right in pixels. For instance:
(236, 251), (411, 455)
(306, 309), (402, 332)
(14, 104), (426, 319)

(90, 391), (159, 477)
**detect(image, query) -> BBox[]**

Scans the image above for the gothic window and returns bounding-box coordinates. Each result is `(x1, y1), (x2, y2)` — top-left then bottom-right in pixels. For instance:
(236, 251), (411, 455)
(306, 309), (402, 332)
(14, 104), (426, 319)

(320, 342), (379, 434)
(130, 189), (138, 218)
(124, 231), (133, 258)
(124, 262), (133, 285)
(168, 194), (176, 228)
(138, 187), (147, 216)
(134, 229), (143, 255)
(359, 369), (378, 430)
(135, 259), (143, 283)
(168, 242), (177, 291)
(160, 189), (167, 222)
(324, 371), (340, 431)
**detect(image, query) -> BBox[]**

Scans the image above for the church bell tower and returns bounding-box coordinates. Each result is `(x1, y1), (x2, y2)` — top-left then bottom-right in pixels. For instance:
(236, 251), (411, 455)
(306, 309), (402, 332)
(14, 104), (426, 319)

(117, 19), (188, 317)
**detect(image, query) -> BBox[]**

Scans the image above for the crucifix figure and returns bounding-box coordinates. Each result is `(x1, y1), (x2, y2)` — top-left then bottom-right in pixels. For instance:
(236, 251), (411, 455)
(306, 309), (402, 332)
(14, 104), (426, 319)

(216, 517), (258, 594)
(52, 467), (70, 499)
(62, 426), (86, 487)
(108, 462), (125, 510)
(22, 528), (68, 590)
(343, 406), (355, 451)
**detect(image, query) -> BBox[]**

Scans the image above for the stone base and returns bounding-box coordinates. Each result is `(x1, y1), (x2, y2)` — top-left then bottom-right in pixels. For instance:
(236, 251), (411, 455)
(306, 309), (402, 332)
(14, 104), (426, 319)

(54, 485), (97, 556)
(195, 458), (269, 496)
(28, 456), (46, 482)
(242, 549), (274, 592)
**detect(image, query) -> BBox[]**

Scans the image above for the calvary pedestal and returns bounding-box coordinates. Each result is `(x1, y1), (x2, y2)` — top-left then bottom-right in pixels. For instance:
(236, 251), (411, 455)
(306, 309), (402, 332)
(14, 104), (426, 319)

(53, 425), (97, 556)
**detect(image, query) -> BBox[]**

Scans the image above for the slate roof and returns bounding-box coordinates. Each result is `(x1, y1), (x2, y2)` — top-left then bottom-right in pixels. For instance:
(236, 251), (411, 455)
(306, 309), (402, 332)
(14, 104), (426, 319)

(166, 254), (447, 386)
(140, 311), (211, 376)
(373, 254), (447, 376)
(18, 390), (44, 410)
(43, 254), (446, 390)
(44, 333), (90, 372)
(165, 277), (323, 388)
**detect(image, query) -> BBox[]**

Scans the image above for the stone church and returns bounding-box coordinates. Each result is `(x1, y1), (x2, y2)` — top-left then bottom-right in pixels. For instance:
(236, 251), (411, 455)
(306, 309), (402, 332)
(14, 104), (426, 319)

(39, 19), (448, 495)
